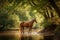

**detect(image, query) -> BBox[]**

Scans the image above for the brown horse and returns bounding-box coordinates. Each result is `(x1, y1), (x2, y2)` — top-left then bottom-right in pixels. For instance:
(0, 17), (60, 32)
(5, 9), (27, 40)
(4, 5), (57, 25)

(20, 18), (37, 34)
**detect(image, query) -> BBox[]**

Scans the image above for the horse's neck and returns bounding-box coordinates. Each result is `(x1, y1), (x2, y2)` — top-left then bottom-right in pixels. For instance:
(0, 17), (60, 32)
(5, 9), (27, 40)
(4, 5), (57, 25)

(30, 20), (34, 24)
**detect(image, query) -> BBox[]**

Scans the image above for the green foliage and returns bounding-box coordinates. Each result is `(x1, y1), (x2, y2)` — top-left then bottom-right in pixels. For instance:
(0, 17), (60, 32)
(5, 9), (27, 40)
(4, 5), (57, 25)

(13, 10), (28, 21)
(0, 0), (60, 30)
(8, 0), (13, 3)
(0, 8), (19, 30)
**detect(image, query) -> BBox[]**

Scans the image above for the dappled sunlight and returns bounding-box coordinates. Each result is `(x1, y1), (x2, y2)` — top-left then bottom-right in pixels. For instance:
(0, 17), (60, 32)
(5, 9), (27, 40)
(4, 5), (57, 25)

(26, 11), (31, 20)
(35, 13), (44, 23)
(0, 0), (60, 40)
(33, 10), (37, 13)
(8, 14), (20, 28)
(15, 3), (44, 29)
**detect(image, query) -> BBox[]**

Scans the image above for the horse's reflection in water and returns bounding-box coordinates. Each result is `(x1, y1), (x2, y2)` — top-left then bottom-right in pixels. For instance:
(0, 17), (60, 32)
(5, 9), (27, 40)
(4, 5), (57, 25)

(20, 18), (37, 34)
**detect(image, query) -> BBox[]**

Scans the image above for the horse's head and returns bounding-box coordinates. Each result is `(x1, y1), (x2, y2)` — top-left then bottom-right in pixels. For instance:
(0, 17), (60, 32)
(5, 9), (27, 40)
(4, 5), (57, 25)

(33, 18), (37, 23)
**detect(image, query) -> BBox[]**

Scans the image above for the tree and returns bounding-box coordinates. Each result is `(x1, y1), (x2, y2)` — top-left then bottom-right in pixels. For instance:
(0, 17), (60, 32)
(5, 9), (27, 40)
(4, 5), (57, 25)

(48, 0), (60, 17)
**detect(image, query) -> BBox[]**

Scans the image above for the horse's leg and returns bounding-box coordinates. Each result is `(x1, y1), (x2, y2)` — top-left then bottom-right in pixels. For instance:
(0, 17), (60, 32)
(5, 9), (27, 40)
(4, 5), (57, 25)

(21, 27), (22, 34)
(29, 27), (32, 34)
(21, 27), (24, 34)
(21, 27), (24, 35)
(22, 27), (24, 34)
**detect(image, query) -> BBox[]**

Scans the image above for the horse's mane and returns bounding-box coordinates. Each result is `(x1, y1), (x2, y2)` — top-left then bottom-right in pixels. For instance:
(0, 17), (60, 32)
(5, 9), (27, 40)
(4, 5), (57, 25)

(20, 18), (35, 23)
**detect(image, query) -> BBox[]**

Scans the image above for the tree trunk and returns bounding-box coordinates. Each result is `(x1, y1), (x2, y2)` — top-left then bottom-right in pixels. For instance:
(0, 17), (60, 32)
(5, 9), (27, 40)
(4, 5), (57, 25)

(49, 0), (60, 17)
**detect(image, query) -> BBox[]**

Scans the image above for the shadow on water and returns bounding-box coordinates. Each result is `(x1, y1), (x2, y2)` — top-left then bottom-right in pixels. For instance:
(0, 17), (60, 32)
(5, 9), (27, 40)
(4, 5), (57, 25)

(0, 35), (54, 40)
(21, 36), (32, 40)
(0, 35), (43, 40)
(0, 36), (19, 40)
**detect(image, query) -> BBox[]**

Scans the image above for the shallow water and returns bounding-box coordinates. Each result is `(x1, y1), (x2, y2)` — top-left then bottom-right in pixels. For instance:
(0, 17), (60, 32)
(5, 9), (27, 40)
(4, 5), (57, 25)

(20, 33), (44, 40)
(0, 30), (44, 40)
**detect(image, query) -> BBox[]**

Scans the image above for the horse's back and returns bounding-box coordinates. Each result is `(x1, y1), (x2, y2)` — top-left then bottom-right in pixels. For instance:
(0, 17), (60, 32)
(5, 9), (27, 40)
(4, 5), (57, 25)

(20, 22), (24, 26)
